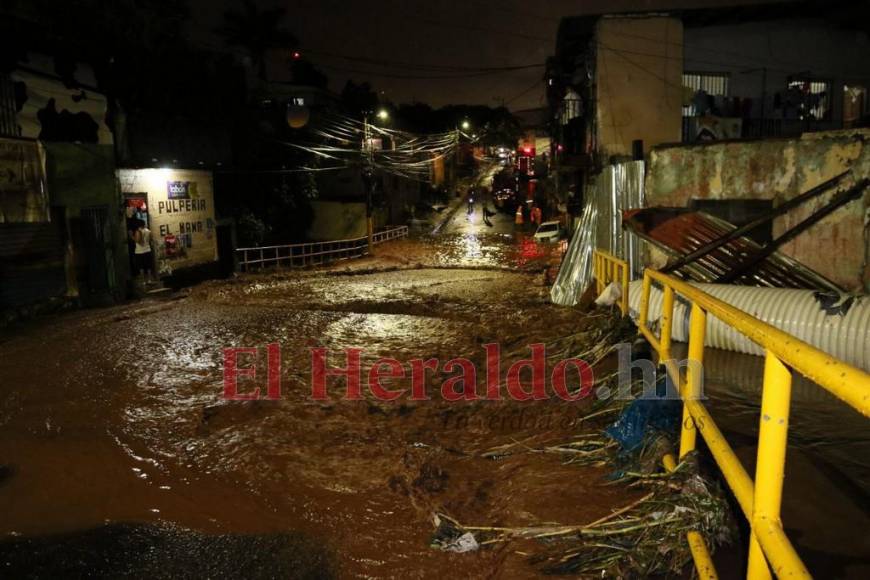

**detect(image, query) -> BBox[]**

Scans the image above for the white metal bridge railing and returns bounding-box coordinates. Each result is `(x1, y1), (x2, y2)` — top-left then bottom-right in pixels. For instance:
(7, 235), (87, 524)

(236, 226), (409, 272)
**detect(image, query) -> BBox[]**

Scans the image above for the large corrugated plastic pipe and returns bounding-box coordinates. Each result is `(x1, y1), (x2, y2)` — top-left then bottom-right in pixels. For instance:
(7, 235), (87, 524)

(627, 280), (870, 372)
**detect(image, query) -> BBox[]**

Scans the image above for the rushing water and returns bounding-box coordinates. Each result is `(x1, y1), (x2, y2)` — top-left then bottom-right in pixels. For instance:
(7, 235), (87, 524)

(2, 229), (866, 577)
(0, 233), (621, 579)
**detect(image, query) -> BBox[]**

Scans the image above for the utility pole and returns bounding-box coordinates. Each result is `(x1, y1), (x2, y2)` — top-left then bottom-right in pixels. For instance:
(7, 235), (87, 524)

(452, 127), (459, 194)
(362, 109), (390, 252)
(453, 120), (470, 195)
(363, 114), (375, 252)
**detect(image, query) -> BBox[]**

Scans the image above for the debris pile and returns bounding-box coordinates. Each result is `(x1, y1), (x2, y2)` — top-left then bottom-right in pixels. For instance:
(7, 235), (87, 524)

(431, 450), (734, 577)
(429, 340), (735, 576)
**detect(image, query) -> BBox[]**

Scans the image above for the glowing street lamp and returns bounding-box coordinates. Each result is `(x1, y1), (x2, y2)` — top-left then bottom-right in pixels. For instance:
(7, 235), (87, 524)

(461, 120), (471, 130)
(377, 109), (390, 121)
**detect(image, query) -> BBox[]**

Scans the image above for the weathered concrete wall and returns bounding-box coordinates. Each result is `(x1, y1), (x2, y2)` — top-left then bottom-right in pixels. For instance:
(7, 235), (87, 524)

(647, 129), (870, 291)
(308, 201), (388, 242)
(596, 16), (683, 159)
(45, 143), (128, 302)
(432, 156), (446, 188)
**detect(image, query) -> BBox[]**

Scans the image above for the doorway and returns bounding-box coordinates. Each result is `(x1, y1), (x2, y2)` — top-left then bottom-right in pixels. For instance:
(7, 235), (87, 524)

(125, 194), (150, 279)
(843, 85), (867, 128)
(77, 205), (115, 305)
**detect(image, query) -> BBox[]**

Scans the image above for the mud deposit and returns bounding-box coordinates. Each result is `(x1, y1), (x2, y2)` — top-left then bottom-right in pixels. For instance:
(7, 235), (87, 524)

(0, 237), (635, 578)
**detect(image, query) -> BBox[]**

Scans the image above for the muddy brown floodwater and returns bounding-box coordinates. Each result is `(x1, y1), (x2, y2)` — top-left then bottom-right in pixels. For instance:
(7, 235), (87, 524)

(1, 233), (642, 579)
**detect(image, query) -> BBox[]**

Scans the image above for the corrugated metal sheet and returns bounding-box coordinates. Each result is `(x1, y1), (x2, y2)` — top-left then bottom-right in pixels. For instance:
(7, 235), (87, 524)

(0, 223), (66, 308)
(551, 161), (645, 306)
(596, 161), (646, 277)
(623, 208), (842, 292)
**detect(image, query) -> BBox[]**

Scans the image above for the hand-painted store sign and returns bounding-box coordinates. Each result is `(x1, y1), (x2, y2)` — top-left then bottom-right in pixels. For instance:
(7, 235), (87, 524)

(157, 198), (208, 213)
(117, 169), (218, 272)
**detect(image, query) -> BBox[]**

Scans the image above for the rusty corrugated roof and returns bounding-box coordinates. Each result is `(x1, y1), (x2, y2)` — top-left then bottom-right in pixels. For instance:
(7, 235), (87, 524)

(623, 208), (843, 292)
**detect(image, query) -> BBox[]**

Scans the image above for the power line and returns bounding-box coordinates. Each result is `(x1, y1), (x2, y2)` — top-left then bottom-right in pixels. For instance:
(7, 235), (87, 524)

(310, 0), (554, 44)
(316, 62), (538, 80)
(597, 42), (685, 93)
(506, 76), (544, 106)
(277, 110), (473, 181)
(596, 40), (870, 84)
(412, 17), (553, 43)
(463, 0), (563, 24)
(605, 28), (870, 80)
(303, 48), (545, 73)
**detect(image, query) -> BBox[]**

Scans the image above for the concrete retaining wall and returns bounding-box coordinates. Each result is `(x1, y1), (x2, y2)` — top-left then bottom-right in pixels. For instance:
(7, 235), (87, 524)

(646, 129), (870, 291)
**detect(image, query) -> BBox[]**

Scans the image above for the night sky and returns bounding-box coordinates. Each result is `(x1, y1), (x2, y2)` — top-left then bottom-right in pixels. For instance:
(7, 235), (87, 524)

(190, 0), (784, 111)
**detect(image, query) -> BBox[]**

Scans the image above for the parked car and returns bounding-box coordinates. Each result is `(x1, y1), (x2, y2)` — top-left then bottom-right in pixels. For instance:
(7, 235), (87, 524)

(496, 186), (517, 200)
(533, 220), (562, 242)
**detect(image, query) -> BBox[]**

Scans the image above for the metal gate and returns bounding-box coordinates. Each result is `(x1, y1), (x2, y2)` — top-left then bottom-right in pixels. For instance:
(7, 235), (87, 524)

(79, 206), (115, 303)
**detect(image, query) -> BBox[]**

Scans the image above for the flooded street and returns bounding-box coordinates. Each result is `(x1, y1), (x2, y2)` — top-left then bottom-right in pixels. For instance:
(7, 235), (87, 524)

(0, 218), (632, 578)
(7, 1), (870, 577)
(2, 199), (868, 578)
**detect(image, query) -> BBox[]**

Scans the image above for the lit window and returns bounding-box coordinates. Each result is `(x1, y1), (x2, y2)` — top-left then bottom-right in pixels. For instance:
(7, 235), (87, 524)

(682, 72), (729, 116)
(560, 88), (582, 125)
(683, 72), (729, 96)
(787, 79), (831, 121)
(0, 73), (19, 138)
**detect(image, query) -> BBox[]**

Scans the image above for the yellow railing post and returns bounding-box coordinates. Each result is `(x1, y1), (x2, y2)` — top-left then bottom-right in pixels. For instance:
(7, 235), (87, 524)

(747, 352), (810, 579)
(621, 261), (629, 316)
(687, 531), (719, 580)
(639, 271), (652, 333)
(592, 250), (631, 316)
(660, 285), (675, 363)
(610, 260), (617, 293)
(596, 253), (603, 295)
(679, 303), (707, 458)
(610, 261), (870, 579)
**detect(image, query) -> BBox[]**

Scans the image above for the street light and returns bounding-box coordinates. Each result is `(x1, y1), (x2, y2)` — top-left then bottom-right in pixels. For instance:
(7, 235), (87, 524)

(461, 120), (471, 131)
(377, 108), (390, 121)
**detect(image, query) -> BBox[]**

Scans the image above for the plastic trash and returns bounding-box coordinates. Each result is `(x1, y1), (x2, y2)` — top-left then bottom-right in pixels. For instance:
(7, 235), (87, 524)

(443, 532), (479, 553)
(431, 514), (479, 553)
(604, 377), (681, 452)
(594, 281), (622, 307)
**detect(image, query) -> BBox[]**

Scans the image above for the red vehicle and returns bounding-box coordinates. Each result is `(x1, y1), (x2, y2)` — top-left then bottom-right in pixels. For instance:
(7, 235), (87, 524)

(516, 145), (535, 177)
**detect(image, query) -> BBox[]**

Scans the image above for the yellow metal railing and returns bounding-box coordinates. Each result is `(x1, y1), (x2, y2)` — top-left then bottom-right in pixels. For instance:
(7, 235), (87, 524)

(593, 249), (630, 315)
(632, 267), (870, 579)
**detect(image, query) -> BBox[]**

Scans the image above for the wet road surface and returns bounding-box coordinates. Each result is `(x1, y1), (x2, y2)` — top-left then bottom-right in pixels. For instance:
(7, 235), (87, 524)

(0, 226), (619, 579)
(2, 202), (867, 577)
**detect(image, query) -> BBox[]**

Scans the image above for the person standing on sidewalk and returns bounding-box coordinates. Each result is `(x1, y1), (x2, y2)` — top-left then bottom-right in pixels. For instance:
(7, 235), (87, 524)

(132, 221), (156, 284)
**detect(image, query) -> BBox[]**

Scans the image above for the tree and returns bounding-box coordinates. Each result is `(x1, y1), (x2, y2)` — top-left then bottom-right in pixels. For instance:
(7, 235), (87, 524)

(291, 59), (328, 89)
(340, 80), (379, 119)
(217, 0), (298, 81)
(480, 108), (522, 148)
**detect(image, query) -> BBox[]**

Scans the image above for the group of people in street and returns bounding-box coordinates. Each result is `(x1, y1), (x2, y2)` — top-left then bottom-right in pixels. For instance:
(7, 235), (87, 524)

(466, 189), (497, 227)
(515, 203), (542, 229)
